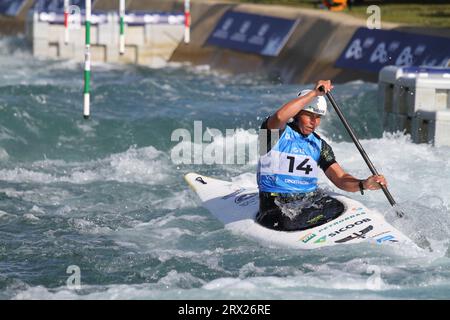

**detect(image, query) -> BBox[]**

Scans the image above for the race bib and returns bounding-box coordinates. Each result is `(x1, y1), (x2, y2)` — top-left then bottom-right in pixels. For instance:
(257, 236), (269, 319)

(260, 150), (318, 178)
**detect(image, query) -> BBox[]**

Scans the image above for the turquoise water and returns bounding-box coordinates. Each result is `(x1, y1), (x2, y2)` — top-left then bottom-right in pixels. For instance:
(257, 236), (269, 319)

(1, 36), (450, 300)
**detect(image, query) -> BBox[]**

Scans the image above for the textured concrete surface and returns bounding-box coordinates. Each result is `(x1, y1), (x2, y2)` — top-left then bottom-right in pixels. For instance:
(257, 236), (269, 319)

(3, 0), (450, 84)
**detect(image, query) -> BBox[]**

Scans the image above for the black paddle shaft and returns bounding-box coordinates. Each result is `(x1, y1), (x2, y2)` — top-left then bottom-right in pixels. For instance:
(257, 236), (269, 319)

(318, 86), (403, 217)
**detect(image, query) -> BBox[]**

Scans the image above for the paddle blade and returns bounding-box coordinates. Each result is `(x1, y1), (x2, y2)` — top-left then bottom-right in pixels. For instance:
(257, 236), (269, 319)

(395, 208), (405, 218)
(389, 204), (432, 252)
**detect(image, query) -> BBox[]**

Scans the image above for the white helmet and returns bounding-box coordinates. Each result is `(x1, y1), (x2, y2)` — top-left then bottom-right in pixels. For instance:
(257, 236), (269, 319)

(298, 89), (327, 116)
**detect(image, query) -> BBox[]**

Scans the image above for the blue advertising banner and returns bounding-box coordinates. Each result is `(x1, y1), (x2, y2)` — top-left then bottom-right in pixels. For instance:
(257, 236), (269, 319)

(206, 11), (299, 57)
(0, 0), (27, 16)
(33, 0), (88, 12)
(335, 28), (450, 73)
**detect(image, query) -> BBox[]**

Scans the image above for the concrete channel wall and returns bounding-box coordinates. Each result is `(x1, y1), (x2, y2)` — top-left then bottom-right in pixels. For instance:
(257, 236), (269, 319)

(169, 0), (450, 84)
(4, 0), (450, 84)
(172, 1), (376, 83)
(25, 0), (185, 66)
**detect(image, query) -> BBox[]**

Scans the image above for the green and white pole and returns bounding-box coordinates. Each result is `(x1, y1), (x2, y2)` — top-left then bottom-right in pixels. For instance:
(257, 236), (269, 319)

(83, 0), (91, 119)
(119, 0), (125, 55)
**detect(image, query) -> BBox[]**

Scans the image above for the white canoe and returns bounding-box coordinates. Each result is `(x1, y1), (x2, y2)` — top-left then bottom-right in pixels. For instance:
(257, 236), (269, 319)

(185, 172), (414, 249)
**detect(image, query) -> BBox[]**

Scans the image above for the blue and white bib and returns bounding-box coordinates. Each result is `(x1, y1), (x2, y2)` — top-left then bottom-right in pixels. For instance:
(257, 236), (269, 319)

(257, 125), (322, 194)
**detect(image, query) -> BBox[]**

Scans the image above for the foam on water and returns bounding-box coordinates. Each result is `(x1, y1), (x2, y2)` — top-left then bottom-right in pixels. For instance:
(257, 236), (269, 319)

(0, 147), (9, 161)
(0, 145), (170, 185)
(11, 251), (450, 299)
(0, 37), (449, 300)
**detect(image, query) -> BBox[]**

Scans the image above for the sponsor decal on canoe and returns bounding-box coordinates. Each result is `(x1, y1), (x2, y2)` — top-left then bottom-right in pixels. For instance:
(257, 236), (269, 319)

(376, 235), (398, 244)
(370, 231), (390, 239)
(314, 235), (327, 244)
(195, 176), (207, 184)
(222, 188), (245, 200)
(334, 225), (374, 243)
(328, 218), (372, 237)
(299, 232), (316, 243)
(318, 212), (368, 233)
(234, 193), (258, 207)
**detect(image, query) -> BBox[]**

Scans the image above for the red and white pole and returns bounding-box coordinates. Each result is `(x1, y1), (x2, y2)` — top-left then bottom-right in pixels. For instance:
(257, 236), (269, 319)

(64, 0), (69, 44)
(184, 0), (190, 44)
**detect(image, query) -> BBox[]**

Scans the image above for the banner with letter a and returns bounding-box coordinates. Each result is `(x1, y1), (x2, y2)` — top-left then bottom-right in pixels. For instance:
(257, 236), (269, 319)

(335, 28), (450, 73)
(206, 11), (299, 57)
(33, 0), (88, 12)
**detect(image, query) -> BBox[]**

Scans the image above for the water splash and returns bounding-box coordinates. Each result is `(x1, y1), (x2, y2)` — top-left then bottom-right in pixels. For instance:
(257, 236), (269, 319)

(386, 201), (450, 253)
(274, 189), (329, 220)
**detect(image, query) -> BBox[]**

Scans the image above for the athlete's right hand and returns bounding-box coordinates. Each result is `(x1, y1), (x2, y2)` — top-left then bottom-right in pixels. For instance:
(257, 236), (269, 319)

(314, 80), (333, 96)
(363, 174), (388, 190)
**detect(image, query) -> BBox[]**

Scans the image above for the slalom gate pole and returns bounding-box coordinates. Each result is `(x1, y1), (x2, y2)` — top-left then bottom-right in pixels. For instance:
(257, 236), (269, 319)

(119, 0), (125, 55)
(184, 0), (190, 44)
(83, 0), (91, 119)
(64, 0), (69, 44)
